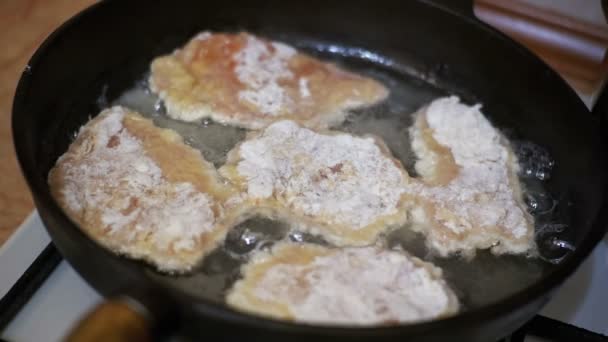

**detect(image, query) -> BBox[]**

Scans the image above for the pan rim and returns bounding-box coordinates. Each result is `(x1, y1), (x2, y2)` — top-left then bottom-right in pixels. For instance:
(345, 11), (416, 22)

(12, 0), (608, 337)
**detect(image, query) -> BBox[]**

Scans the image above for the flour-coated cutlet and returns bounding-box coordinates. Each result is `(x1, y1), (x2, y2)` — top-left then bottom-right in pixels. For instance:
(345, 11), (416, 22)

(48, 106), (243, 272)
(226, 242), (459, 325)
(405, 96), (535, 257)
(149, 32), (388, 130)
(219, 120), (410, 246)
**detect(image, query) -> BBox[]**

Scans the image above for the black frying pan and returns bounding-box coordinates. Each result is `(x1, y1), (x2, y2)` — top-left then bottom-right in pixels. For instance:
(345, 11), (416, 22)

(12, 0), (608, 341)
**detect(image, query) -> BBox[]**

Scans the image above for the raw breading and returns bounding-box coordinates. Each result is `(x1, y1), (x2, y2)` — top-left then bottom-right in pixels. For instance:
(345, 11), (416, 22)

(48, 106), (243, 272)
(227, 242), (459, 325)
(149, 32), (388, 129)
(219, 120), (409, 246)
(406, 96), (535, 257)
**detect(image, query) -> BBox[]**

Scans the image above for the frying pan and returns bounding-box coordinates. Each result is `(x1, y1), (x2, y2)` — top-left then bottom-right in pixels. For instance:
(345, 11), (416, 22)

(12, 0), (608, 341)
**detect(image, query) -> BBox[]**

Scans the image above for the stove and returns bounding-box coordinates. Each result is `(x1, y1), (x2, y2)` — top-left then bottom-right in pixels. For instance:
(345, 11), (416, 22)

(1, 212), (607, 341)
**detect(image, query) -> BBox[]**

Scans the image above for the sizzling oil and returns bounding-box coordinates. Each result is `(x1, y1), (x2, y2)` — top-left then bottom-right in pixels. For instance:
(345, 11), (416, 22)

(113, 49), (565, 313)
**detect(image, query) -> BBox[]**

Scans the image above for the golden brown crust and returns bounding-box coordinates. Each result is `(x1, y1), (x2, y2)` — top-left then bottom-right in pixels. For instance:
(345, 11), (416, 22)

(410, 113), (459, 185)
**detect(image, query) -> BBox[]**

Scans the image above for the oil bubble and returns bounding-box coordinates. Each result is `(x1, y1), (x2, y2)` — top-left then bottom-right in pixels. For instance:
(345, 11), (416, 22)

(514, 141), (555, 181)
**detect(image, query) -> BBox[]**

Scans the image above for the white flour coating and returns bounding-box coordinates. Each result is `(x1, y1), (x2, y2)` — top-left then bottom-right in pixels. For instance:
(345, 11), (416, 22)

(409, 96), (530, 238)
(299, 77), (311, 98)
(58, 107), (216, 252)
(234, 120), (406, 229)
(194, 31), (212, 41)
(234, 36), (296, 116)
(243, 245), (458, 324)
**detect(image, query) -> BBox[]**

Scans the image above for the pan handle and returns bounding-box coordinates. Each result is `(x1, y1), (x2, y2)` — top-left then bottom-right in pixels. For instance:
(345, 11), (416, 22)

(65, 298), (152, 342)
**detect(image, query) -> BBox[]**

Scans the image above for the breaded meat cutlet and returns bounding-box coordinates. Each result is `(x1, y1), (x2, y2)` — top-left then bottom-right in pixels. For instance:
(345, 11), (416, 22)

(48, 106), (243, 272)
(219, 120), (409, 246)
(226, 242), (459, 325)
(406, 96), (535, 257)
(149, 32), (388, 130)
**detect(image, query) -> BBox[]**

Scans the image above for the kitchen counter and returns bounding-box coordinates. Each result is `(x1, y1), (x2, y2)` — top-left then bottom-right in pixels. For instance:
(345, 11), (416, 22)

(0, 0), (95, 245)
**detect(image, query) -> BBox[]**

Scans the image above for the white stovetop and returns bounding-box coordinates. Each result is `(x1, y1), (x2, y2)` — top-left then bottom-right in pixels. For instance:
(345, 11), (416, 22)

(1, 212), (607, 341)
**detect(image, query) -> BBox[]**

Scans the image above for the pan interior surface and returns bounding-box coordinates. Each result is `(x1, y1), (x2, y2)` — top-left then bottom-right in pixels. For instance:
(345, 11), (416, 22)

(113, 37), (561, 315)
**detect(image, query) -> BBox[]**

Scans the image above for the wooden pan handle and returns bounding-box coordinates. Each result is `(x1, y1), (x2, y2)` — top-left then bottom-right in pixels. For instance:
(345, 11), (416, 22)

(65, 299), (151, 342)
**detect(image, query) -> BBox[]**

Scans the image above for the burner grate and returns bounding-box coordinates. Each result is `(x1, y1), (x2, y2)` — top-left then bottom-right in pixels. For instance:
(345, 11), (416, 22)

(502, 315), (608, 342)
